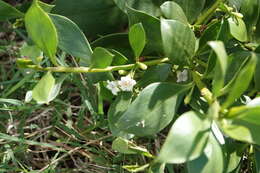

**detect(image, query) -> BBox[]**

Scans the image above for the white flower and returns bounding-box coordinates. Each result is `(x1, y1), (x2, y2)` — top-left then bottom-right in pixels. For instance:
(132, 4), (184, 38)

(118, 76), (136, 92)
(106, 81), (120, 95)
(176, 69), (188, 83)
(25, 90), (33, 103)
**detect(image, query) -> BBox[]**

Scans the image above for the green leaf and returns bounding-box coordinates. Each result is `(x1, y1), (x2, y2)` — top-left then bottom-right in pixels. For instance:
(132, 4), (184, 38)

(254, 54), (260, 91)
(203, 19), (230, 76)
(92, 33), (134, 61)
(137, 64), (172, 88)
(158, 111), (211, 163)
(20, 42), (43, 65)
(161, 19), (196, 65)
(160, 1), (188, 24)
(129, 23), (146, 59)
(187, 133), (224, 173)
(222, 53), (257, 109)
(254, 149), (260, 173)
(173, 0), (206, 23)
(25, 0), (58, 65)
(228, 17), (248, 42)
(148, 163), (166, 173)
(0, 0), (24, 21)
(116, 83), (191, 136)
(53, 0), (127, 38)
(127, 7), (163, 54)
(38, 1), (55, 13)
(221, 113), (260, 145)
(240, 0), (260, 37)
(32, 72), (59, 104)
(90, 47), (114, 68)
(112, 137), (152, 157)
(208, 41), (228, 97)
(108, 92), (132, 137)
(114, 0), (164, 16)
(49, 14), (93, 65)
(221, 51), (250, 95)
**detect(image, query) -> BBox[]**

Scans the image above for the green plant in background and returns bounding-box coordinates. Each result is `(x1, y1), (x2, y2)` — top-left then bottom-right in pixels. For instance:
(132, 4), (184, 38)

(1, 0), (260, 172)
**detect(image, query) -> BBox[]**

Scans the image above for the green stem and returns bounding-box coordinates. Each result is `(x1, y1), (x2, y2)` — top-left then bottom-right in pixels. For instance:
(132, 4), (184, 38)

(192, 71), (214, 104)
(195, 0), (225, 25)
(22, 58), (170, 73)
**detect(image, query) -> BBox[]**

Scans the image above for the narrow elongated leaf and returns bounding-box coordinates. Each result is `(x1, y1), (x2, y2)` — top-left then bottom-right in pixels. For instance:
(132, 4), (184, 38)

(173, 0), (206, 23)
(116, 83), (191, 136)
(158, 111), (211, 163)
(208, 41), (228, 97)
(49, 14), (93, 65)
(25, 0), (58, 65)
(161, 19), (196, 65)
(228, 17), (248, 42)
(0, 0), (24, 21)
(187, 133), (224, 173)
(204, 20), (230, 76)
(129, 23), (146, 58)
(223, 53), (257, 109)
(160, 1), (188, 24)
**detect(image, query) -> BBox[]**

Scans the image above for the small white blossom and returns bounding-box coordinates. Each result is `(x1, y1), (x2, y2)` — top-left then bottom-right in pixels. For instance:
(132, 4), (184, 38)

(176, 69), (188, 83)
(118, 76), (136, 92)
(106, 81), (120, 95)
(25, 90), (33, 103)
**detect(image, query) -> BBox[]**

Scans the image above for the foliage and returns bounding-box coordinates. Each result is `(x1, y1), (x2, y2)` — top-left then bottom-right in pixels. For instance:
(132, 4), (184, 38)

(1, 0), (260, 172)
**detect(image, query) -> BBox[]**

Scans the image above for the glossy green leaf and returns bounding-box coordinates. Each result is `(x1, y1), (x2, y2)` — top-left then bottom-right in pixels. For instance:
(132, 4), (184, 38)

(92, 33), (134, 62)
(91, 47), (114, 68)
(240, 0), (260, 37)
(187, 133), (224, 173)
(127, 7), (163, 54)
(160, 1), (188, 24)
(116, 83), (191, 136)
(49, 14), (93, 65)
(208, 41), (228, 97)
(0, 0), (24, 21)
(137, 64), (172, 87)
(25, 0), (58, 65)
(161, 19), (196, 65)
(204, 20), (230, 76)
(108, 92), (132, 136)
(173, 0), (206, 23)
(228, 17), (248, 42)
(114, 0), (164, 16)
(38, 1), (55, 13)
(158, 111), (211, 163)
(129, 23), (146, 58)
(254, 54), (260, 91)
(32, 72), (55, 104)
(222, 114), (260, 145)
(222, 53), (257, 109)
(221, 51), (250, 95)
(53, 0), (127, 38)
